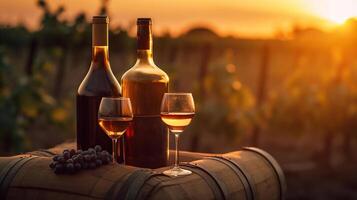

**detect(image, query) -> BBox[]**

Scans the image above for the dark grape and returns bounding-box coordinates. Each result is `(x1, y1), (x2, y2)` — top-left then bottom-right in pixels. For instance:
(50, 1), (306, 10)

(88, 148), (96, 154)
(74, 163), (81, 171)
(54, 164), (64, 174)
(94, 145), (102, 152)
(63, 151), (70, 160)
(72, 155), (78, 162)
(98, 152), (107, 163)
(66, 163), (75, 173)
(58, 156), (65, 163)
(84, 155), (91, 162)
(90, 154), (97, 161)
(77, 155), (84, 164)
(95, 159), (102, 167)
(50, 146), (116, 174)
(77, 154), (83, 160)
(102, 150), (109, 156)
(97, 154), (102, 159)
(53, 155), (60, 161)
(70, 149), (76, 157)
(103, 157), (110, 164)
(49, 162), (56, 169)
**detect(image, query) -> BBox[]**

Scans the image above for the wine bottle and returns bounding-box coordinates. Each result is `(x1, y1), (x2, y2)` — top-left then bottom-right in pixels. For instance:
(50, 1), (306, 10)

(121, 18), (169, 168)
(76, 16), (123, 162)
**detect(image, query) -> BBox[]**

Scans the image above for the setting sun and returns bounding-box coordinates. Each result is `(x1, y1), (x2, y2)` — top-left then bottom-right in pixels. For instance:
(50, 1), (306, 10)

(325, 0), (356, 24)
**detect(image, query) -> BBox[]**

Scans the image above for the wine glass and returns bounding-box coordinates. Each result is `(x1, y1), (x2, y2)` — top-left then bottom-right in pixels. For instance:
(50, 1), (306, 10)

(161, 93), (195, 176)
(98, 97), (133, 164)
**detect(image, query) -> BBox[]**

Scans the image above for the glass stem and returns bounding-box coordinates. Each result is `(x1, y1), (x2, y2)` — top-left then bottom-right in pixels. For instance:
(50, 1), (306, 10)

(174, 133), (180, 168)
(112, 138), (118, 164)
(122, 135), (125, 165)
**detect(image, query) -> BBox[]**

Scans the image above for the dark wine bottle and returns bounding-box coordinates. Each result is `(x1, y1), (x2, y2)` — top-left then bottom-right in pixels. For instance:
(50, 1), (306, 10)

(76, 16), (123, 162)
(121, 18), (169, 168)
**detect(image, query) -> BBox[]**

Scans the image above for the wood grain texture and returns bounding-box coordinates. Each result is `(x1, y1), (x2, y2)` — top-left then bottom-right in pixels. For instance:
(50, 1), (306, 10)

(0, 143), (285, 200)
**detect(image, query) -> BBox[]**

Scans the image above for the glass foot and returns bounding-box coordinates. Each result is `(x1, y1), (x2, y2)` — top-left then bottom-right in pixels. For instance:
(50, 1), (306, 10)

(163, 166), (192, 176)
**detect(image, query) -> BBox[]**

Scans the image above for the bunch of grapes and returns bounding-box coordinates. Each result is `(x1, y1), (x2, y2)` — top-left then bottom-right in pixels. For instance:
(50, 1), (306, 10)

(49, 145), (112, 174)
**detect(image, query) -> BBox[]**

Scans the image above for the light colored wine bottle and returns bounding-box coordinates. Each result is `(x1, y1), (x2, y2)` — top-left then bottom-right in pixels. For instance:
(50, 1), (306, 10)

(121, 18), (169, 168)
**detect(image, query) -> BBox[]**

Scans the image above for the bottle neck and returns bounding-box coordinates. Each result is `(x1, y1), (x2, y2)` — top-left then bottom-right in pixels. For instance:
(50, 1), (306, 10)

(92, 46), (109, 65)
(91, 20), (110, 66)
(137, 50), (154, 63)
(137, 24), (153, 63)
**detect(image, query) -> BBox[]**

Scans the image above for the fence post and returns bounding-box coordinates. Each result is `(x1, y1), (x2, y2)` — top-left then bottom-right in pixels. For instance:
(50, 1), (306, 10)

(24, 36), (38, 76)
(191, 43), (211, 151)
(53, 44), (69, 99)
(250, 43), (270, 146)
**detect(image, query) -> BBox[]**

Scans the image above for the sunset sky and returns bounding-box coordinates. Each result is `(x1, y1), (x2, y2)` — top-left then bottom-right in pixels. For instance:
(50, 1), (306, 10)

(0, 0), (356, 38)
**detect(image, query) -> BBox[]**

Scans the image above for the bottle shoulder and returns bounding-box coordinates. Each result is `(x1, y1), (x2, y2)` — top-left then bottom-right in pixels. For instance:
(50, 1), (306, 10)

(78, 63), (121, 96)
(121, 62), (169, 83)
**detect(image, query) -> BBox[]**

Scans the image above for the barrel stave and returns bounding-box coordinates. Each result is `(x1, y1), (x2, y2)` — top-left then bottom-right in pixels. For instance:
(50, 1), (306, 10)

(0, 147), (285, 200)
(149, 174), (217, 200)
(227, 151), (281, 200)
(193, 159), (247, 200)
(11, 157), (108, 198)
(5, 157), (136, 200)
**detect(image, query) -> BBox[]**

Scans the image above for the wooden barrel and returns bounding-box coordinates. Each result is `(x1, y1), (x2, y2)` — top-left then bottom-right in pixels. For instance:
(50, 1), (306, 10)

(0, 147), (285, 200)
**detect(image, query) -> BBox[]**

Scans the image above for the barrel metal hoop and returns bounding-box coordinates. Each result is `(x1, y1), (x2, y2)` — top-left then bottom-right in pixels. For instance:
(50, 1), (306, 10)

(146, 176), (191, 200)
(126, 171), (163, 200)
(180, 162), (227, 200)
(105, 169), (140, 200)
(206, 156), (256, 200)
(141, 168), (190, 199)
(0, 156), (39, 199)
(243, 147), (286, 200)
(111, 169), (161, 200)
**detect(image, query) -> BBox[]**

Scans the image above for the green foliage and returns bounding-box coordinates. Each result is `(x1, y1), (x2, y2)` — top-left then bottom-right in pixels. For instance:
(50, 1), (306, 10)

(191, 53), (256, 141)
(0, 26), (30, 48)
(0, 49), (23, 152)
(0, 45), (67, 152)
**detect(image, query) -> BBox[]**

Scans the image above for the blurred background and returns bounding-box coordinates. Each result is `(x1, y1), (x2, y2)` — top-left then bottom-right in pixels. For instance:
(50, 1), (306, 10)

(1, 0), (357, 199)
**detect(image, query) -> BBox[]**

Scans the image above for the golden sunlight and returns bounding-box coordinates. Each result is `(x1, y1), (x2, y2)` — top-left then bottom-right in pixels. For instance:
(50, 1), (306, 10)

(325, 0), (356, 24)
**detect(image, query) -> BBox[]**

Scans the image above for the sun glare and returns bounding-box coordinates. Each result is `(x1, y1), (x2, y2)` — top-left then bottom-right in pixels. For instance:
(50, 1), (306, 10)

(326, 0), (356, 24)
